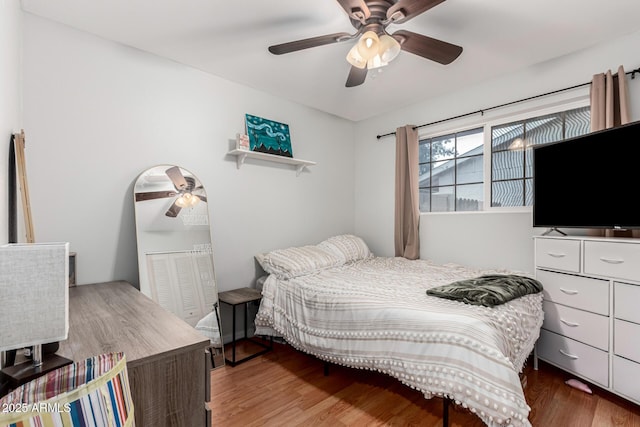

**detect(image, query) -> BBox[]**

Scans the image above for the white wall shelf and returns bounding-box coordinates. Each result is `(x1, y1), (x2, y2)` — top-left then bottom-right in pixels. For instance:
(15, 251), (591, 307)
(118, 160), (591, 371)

(228, 149), (316, 176)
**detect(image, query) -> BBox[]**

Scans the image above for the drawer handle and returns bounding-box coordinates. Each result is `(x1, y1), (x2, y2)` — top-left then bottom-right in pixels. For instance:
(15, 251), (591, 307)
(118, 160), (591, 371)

(559, 349), (579, 359)
(600, 257), (624, 264)
(560, 318), (580, 327)
(547, 252), (566, 258)
(559, 288), (579, 295)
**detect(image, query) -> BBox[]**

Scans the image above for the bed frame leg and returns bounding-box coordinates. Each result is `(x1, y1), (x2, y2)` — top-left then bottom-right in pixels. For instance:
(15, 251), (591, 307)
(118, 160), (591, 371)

(533, 344), (539, 371)
(443, 397), (450, 427)
(324, 362), (329, 376)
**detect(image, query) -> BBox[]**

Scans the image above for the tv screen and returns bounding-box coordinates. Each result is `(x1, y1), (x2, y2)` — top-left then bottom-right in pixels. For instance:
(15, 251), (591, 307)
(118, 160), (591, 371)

(533, 120), (640, 230)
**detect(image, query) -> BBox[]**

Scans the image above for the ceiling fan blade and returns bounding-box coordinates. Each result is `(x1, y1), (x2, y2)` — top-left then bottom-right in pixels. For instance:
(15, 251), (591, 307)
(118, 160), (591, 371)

(386, 0), (446, 24)
(165, 166), (188, 191)
(165, 201), (182, 218)
(269, 32), (352, 55)
(392, 30), (462, 64)
(345, 66), (367, 87)
(135, 190), (177, 202)
(198, 195), (208, 203)
(335, 0), (371, 21)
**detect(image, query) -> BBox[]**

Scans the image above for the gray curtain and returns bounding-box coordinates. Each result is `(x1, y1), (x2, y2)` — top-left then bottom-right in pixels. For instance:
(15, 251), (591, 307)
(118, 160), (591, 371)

(590, 65), (631, 131)
(394, 125), (420, 259)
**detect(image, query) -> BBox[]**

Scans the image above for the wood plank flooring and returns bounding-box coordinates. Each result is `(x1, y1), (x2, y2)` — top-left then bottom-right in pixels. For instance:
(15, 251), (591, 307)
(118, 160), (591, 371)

(209, 340), (640, 426)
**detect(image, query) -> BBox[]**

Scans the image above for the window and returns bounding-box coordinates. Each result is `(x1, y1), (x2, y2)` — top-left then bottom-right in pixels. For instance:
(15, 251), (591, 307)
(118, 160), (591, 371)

(490, 106), (590, 207)
(418, 105), (591, 213)
(419, 128), (484, 212)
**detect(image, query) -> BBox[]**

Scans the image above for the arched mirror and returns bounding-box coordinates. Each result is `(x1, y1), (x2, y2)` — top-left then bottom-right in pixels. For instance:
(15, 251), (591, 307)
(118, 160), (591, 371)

(133, 165), (223, 368)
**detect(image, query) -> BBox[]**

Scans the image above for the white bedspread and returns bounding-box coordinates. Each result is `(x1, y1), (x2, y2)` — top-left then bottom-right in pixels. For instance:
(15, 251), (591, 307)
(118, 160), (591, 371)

(255, 257), (543, 427)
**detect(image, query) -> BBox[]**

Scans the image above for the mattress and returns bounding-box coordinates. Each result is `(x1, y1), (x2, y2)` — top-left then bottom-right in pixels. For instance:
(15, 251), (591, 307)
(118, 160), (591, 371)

(255, 256), (543, 427)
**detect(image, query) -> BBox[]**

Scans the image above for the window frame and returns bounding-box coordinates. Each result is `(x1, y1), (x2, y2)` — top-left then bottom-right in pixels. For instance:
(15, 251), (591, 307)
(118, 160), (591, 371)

(418, 127), (485, 213)
(418, 97), (590, 214)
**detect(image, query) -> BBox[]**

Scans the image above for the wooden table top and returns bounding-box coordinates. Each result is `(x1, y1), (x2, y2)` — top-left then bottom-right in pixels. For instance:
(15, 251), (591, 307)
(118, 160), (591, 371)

(57, 281), (210, 368)
(218, 287), (262, 306)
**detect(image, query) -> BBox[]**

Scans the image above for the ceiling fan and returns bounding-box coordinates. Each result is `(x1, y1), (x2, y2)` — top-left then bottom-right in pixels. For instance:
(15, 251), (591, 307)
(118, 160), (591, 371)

(135, 166), (207, 218)
(268, 0), (463, 87)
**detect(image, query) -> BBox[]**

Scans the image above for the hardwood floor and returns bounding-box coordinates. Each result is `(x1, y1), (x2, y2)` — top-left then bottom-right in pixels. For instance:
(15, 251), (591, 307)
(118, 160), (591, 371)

(210, 340), (640, 426)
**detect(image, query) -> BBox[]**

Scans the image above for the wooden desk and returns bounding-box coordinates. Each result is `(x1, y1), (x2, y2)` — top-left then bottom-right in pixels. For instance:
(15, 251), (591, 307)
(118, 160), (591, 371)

(58, 281), (211, 427)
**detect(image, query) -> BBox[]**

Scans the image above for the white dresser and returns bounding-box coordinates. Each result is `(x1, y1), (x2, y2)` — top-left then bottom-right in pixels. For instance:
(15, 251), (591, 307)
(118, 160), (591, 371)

(534, 236), (640, 404)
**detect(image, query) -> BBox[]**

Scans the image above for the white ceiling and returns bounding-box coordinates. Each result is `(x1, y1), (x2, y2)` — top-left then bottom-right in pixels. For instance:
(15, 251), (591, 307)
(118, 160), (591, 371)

(20, 0), (640, 122)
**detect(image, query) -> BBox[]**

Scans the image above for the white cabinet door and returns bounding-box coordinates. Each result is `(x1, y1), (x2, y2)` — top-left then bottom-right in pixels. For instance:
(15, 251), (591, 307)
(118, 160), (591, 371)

(146, 251), (208, 327)
(535, 238), (581, 273)
(584, 241), (640, 282)
(537, 329), (609, 387)
(542, 300), (609, 351)
(536, 269), (609, 315)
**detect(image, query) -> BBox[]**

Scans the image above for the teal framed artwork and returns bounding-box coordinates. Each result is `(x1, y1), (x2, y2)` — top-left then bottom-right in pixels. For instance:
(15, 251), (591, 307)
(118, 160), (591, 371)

(245, 114), (293, 158)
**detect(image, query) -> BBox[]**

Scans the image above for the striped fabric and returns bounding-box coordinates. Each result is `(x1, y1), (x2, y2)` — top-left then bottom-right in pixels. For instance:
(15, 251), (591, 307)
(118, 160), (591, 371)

(0, 353), (135, 427)
(317, 234), (373, 264)
(256, 245), (343, 279)
(256, 257), (544, 427)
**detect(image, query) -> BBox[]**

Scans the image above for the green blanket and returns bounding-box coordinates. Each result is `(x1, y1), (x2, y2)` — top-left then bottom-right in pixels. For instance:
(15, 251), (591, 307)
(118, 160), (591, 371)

(426, 274), (543, 307)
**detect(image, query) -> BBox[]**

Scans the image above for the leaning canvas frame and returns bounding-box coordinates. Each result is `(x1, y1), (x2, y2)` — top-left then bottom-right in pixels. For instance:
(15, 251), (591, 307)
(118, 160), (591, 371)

(10, 130), (34, 243)
(245, 114), (293, 158)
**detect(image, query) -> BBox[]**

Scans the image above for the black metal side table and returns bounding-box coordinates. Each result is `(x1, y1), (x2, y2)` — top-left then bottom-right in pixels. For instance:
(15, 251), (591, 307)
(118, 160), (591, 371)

(218, 287), (272, 366)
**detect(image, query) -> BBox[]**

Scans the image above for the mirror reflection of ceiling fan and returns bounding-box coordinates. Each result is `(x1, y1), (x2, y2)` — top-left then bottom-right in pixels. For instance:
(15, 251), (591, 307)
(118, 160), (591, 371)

(268, 0), (463, 87)
(134, 166), (207, 218)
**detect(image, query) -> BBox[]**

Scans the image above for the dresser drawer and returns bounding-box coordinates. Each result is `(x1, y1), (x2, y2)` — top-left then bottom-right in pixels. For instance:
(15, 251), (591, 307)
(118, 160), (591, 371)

(535, 238), (581, 273)
(537, 329), (609, 387)
(584, 240), (640, 282)
(542, 301), (609, 351)
(614, 319), (640, 362)
(536, 269), (609, 315)
(613, 356), (640, 404)
(615, 282), (640, 324)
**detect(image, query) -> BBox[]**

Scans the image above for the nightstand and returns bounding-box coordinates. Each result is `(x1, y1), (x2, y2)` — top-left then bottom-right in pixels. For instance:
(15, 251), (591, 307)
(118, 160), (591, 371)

(218, 287), (272, 366)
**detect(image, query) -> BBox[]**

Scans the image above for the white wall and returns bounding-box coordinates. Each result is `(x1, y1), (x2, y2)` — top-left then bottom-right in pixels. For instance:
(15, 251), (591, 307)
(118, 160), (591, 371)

(355, 29), (640, 274)
(420, 211), (535, 273)
(0, 0), (22, 244)
(14, 10), (640, 288)
(21, 14), (356, 291)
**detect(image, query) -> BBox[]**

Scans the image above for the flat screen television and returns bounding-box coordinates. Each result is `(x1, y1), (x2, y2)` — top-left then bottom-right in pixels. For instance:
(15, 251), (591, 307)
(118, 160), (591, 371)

(533, 119), (640, 231)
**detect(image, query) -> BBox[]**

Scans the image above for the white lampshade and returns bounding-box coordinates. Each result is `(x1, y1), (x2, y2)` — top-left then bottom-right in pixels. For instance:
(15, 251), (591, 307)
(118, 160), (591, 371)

(378, 34), (401, 63)
(346, 44), (367, 69)
(0, 243), (69, 352)
(175, 193), (200, 208)
(357, 31), (380, 60)
(367, 54), (388, 70)
(347, 32), (401, 72)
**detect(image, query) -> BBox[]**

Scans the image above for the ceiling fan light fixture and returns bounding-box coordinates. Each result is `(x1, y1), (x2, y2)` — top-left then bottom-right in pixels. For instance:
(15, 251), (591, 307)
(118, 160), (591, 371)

(357, 31), (380, 60)
(175, 192), (200, 208)
(367, 54), (388, 70)
(378, 34), (401, 63)
(271, 0), (463, 88)
(346, 44), (367, 69)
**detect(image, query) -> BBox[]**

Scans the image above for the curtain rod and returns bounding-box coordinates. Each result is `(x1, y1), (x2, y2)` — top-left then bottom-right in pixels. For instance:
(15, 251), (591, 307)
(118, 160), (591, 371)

(376, 66), (640, 140)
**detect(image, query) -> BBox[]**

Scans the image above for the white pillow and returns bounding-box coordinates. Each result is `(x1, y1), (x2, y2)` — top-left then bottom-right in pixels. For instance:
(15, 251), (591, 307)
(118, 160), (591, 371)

(256, 245), (343, 279)
(317, 234), (373, 264)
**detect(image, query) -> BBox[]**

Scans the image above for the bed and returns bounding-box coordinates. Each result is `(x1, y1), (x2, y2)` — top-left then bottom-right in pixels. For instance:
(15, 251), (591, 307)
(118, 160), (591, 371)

(254, 235), (544, 427)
